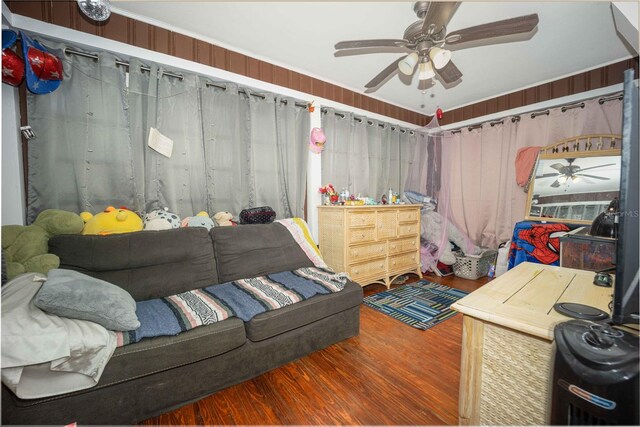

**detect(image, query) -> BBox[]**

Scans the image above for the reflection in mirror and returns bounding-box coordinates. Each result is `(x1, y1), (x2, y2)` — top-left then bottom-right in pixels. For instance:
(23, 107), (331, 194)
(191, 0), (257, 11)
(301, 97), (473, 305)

(526, 152), (621, 224)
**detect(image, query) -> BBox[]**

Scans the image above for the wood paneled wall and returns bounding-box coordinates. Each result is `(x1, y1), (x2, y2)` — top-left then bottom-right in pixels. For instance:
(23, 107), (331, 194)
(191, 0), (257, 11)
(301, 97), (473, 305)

(6, 0), (429, 126)
(6, 1), (639, 128)
(439, 58), (639, 126)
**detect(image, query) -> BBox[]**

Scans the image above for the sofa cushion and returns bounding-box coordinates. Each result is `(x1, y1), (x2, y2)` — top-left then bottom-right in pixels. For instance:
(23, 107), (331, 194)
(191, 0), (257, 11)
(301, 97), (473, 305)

(97, 317), (246, 388)
(211, 223), (315, 283)
(245, 279), (363, 342)
(49, 228), (218, 301)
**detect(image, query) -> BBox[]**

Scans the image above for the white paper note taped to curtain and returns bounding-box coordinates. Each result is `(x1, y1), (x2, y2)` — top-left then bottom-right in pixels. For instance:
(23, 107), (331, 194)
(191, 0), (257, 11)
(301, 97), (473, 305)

(148, 127), (174, 158)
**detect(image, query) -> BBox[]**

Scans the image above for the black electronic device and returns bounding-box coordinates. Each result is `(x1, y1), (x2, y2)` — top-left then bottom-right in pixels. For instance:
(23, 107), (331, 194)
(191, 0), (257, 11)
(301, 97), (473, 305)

(612, 68), (639, 324)
(550, 320), (639, 425)
(553, 303), (609, 321)
(593, 271), (613, 287)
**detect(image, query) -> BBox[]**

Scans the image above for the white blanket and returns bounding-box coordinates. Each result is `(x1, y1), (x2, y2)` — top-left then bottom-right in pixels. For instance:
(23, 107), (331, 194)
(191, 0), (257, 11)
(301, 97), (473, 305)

(1, 273), (116, 399)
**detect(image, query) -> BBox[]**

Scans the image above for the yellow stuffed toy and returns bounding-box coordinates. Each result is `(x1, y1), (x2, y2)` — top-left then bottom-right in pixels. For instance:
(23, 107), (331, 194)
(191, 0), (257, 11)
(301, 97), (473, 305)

(81, 206), (143, 235)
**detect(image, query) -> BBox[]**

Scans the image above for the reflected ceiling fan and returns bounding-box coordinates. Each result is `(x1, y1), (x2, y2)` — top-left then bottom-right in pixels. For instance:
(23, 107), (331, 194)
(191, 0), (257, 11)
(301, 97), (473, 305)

(334, 2), (539, 92)
(536, 158), (615, 188)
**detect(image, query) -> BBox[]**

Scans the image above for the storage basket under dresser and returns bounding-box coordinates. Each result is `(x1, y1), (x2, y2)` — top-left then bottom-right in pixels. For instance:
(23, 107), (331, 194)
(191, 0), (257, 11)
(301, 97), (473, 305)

(318, 204), (422, 288)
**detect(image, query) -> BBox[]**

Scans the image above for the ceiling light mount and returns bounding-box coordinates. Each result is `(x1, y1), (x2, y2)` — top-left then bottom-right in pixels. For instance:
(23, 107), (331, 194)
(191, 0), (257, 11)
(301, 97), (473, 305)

(77, 0), (111, 22)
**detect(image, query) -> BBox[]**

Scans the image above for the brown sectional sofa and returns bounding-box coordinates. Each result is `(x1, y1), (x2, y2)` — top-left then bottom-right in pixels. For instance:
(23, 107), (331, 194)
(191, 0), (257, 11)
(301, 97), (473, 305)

(1, 222), (363, 425)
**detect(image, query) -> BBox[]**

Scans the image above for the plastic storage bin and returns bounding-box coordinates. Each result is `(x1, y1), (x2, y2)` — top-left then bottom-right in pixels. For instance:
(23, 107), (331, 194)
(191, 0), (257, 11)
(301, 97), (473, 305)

(559, 226), (616, 272)
(453, 250), (498, 280)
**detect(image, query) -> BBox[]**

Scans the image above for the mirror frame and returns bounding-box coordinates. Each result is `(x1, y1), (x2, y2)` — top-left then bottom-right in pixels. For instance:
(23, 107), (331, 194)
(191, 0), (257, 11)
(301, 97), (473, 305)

(525, 148), (621, 224)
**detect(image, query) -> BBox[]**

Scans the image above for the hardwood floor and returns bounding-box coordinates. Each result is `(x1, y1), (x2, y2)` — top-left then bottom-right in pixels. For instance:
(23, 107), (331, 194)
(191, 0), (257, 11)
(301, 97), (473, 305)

(140, 273), (489, 425)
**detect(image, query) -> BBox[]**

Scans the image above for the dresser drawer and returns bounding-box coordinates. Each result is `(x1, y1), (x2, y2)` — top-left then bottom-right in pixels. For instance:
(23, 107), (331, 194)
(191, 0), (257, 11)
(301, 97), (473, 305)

(388, 253), (417, 271)
(398, 222), (419, 237)
(349, 258), (386, 281)
(389, 237), (418, 255)
(398, 209), (419, 223)
(349, 242), (386, 262)
(348, 227), (375, 244)
(349, 212), (376, 227)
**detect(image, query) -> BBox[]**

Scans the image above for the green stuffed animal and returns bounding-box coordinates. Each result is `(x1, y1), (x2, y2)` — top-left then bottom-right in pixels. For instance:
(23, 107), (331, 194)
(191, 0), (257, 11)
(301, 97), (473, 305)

(2, 209), (85, 280)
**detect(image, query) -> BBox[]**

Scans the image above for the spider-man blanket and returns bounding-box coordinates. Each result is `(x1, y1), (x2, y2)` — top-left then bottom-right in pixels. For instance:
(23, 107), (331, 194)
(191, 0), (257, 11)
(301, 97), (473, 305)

(508, 221), (577, 269)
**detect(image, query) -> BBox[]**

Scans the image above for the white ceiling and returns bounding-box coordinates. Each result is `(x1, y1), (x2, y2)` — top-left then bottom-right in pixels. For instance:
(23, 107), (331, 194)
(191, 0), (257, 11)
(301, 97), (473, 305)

(111, 2), (634, 116)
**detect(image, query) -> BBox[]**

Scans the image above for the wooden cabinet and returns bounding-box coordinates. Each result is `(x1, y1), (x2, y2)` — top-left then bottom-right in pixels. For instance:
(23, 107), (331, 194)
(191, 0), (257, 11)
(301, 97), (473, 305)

(451, 263), (612, 425)
(318, 204), (422, 288)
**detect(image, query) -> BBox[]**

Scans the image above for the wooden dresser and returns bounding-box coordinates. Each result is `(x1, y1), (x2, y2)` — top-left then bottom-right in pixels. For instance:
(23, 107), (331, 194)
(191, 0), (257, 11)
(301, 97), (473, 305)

(451, 262), (612, 425)
(317, 204), (422, 288)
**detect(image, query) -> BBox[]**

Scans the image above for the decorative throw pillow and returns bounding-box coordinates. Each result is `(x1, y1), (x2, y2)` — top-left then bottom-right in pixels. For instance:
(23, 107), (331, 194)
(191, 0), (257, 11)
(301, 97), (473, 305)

(34, 269), (140, 331)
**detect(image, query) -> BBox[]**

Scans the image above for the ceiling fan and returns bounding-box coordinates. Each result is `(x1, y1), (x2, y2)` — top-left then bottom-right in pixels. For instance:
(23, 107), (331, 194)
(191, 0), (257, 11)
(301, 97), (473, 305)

(536, 158), (615, 188)
(334, 2), (539, 92)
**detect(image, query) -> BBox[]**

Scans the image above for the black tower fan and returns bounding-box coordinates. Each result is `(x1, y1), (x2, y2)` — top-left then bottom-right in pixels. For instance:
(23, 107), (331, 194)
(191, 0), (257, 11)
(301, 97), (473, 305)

(550, 320), (639, 425)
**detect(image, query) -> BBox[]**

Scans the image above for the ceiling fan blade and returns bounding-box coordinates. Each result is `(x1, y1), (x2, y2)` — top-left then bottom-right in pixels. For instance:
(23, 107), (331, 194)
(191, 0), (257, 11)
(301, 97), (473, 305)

(446, 13), (539, 46)
(335, 46), (414, 57)
(550, 180), (561, 188)
(364, 56), (406, 89)
(434, 60), (462, 84)
(535, 173), (560, 179)
(549, 163), (566, 172)
(335, 39), (409, 50)
(421, 2), (460, 35)
(575, 163), (617, 172)
(418, 79), (434, 91)
(574, 174), (610, 181)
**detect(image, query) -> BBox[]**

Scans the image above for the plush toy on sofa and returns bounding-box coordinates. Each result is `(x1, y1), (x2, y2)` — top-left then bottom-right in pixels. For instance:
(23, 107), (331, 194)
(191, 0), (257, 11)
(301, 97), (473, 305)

(2, 209), (85, 279)
(213, 211), (235, 227)
(181, 211), (215, 231)
(81, 206), (143, 235)
(143, 207), (181, 231)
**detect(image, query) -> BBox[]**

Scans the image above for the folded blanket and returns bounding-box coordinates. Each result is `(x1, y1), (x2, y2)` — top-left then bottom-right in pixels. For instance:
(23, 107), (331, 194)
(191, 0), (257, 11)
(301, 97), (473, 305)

(1, 273), (116, 399)
(276, 218), (328, 269)
(117, 267), (347, 346)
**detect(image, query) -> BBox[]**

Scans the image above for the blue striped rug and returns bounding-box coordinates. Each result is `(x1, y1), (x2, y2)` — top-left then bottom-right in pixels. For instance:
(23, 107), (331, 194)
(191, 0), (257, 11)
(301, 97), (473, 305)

(363, 281), (468, 330)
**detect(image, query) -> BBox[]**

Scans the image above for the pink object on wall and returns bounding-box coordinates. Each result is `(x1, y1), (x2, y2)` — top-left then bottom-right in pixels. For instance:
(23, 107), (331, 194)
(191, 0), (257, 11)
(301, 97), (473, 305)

(309, 127), (326, 154)
(515, 146), (542, 187)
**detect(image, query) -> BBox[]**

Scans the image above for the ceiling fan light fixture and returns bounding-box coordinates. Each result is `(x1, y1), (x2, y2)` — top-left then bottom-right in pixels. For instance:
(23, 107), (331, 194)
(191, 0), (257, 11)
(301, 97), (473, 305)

(398, 52), (419, 75)
(77, 0), (111, 22)
(418, 61), (435, 80)
(429, 47), (452, 69)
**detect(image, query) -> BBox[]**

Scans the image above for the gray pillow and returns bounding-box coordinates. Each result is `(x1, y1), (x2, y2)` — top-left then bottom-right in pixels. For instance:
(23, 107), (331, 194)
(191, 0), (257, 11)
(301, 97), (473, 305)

(34, 269), (140, 331)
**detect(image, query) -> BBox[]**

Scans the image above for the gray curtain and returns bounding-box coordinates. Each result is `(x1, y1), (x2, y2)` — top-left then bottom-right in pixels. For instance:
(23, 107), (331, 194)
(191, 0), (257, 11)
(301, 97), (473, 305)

(274, 97), (309, 218)
(27, 47), (136, 222)
(322, 110), (416, 200)
(199, 84), (309, 218)
(26, 41), (309, 223)
(200, 82), (251, 215)
(129, 62), (207, 217)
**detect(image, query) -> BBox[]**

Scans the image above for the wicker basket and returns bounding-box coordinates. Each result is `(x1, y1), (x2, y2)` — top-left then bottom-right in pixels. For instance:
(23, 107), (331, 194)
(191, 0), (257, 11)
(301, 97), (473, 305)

(453, 250), (498, 280)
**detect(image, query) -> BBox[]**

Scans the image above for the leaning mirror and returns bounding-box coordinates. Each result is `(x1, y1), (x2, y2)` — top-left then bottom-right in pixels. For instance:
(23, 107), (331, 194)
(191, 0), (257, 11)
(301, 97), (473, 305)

(526, 148), (621, 224)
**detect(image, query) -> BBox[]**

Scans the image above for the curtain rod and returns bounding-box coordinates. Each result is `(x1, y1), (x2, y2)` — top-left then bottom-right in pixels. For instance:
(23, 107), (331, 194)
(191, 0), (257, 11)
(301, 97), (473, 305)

(448, 92), (623, 134)
(65, 48), (308, 108)
(203, 81), (308, 108)
(320, 108), (415, 135)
